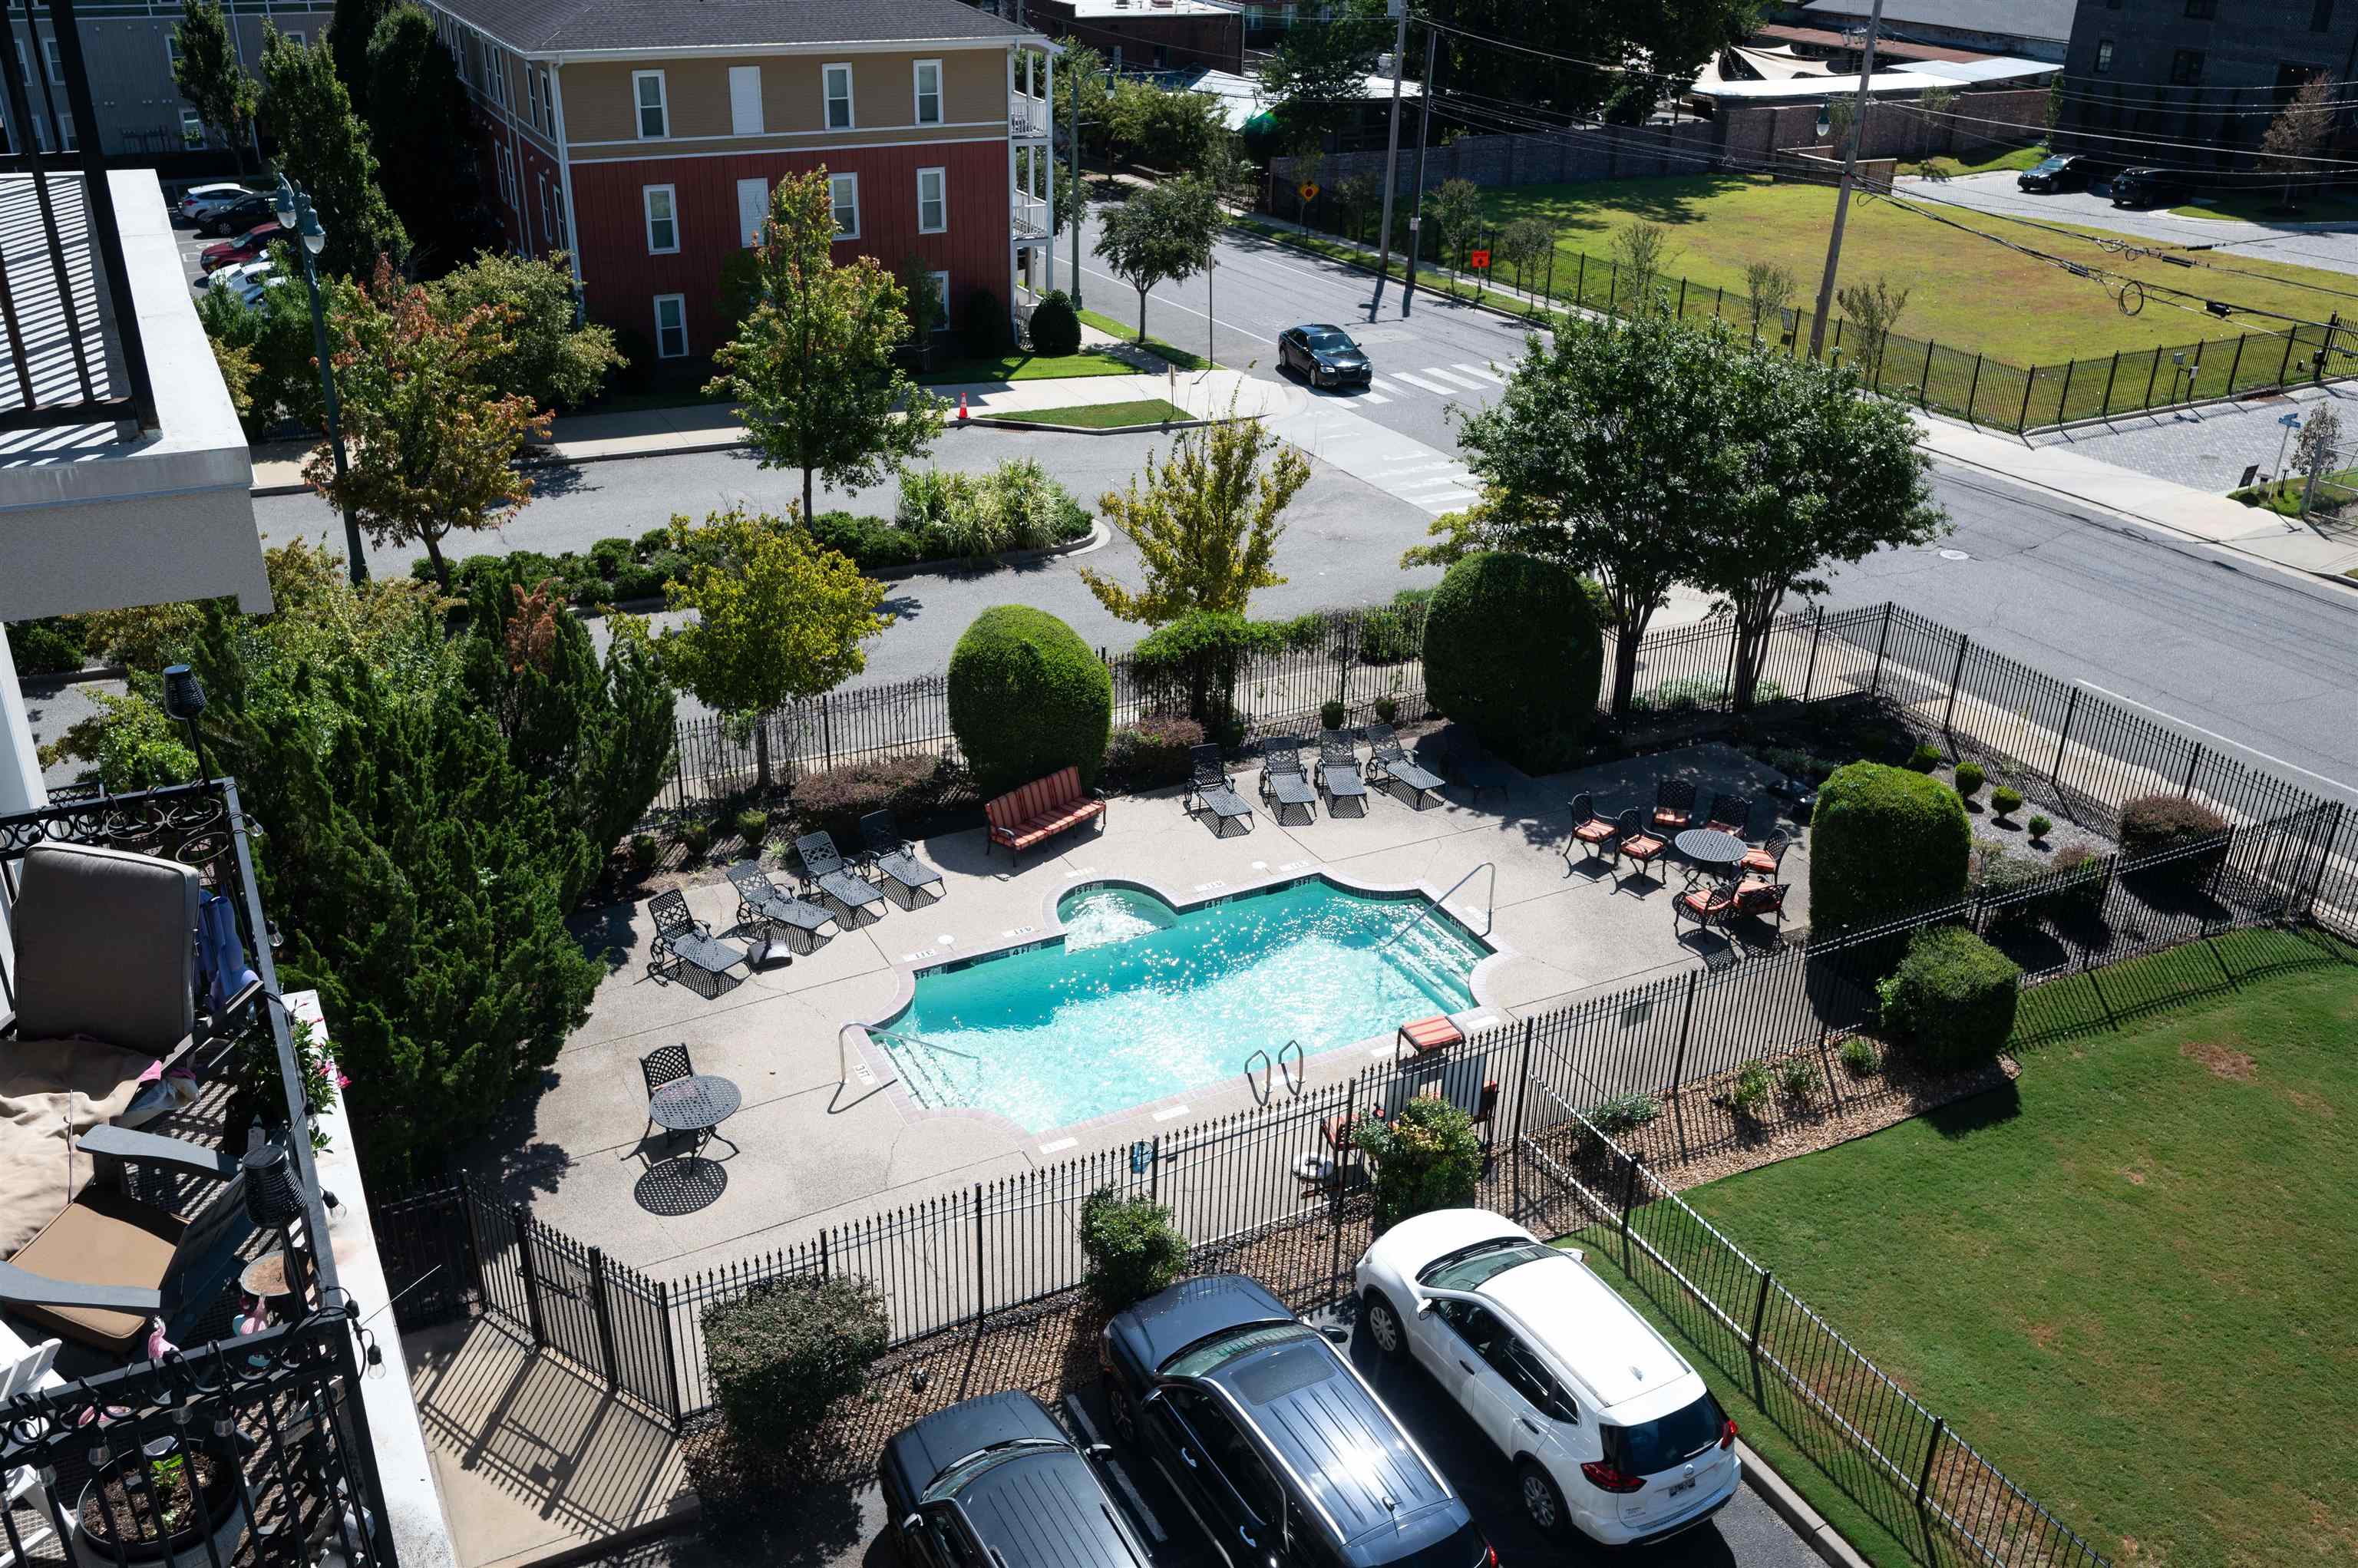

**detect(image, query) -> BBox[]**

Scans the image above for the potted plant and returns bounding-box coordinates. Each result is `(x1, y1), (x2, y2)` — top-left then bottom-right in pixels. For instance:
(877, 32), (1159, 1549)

(71, 1431), (251, 1568)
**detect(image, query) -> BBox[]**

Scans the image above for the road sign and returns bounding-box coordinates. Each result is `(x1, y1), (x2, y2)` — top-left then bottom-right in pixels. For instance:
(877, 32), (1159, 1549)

(1468, 248), (1491, 269)
(2280, 411), (2304, 427)
(1296, 181), (1320, 203)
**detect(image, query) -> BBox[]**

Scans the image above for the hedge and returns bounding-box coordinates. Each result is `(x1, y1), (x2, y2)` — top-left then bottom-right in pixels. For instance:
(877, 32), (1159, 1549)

(703, 1275), (890, 1451)
(1876, 925), (2022, 1069)
(2119, 792), (2231, 886)
(1808, 761), (1972, 936)
(1420, 553), (1606, 774)
(946, 606), (1113, 799)
(1078, 1188), (1187, 1312)
(1030, 290), (1083, 357)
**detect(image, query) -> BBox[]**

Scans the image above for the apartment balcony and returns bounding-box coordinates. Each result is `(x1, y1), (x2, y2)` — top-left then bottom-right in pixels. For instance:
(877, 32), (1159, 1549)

(1012, 189), (1052, 239)
(1010, 88), (1049, 137)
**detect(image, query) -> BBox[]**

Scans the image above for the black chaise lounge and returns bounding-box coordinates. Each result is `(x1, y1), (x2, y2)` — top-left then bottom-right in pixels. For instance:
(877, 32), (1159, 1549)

(796, 832), (890, 925)
(860, 810), (946, 906)
(648, 889), (748, 983)
(1187, 745), (1256, 837)
(1257, 738), (1320, 826)
(1316, 731), (1369, 815)
(725, 859), (837, 964)
(1366, 723), (1446, 810)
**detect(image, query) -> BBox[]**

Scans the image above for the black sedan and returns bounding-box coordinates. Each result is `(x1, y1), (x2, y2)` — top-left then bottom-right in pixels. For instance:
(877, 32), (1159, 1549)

(2016, 153), (2118, 193)
(880, 1391), (1153, 1568)
(2112, 166), (2194, 209)
(1280, 323), (1374, 388)
(203, 192), (278, 237)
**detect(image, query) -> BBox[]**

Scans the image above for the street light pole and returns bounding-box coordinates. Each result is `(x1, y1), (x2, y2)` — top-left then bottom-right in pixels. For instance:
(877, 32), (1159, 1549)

(275, 175), (365, 584)
(1402, 24), (1438, 317)
(1069, 61), (1084, 310)
(1368, 0), (1412, 317)
(1805, 0), (1885, 361)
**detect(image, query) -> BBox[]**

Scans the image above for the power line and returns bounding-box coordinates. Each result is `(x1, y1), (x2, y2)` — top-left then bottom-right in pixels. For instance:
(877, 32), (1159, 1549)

(1907, 101), (2358, 167)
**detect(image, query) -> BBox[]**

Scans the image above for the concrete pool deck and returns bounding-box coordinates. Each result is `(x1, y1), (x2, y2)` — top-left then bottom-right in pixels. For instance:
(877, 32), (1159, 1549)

(480, 740), (1810, 1278)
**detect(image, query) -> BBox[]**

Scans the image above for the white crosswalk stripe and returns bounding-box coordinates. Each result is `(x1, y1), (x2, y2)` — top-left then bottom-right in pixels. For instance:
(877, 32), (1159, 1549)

(1416, 366), (1487, 391)
(1389, 370), (1458, 395)
(1368, 376), (1411, 397)
(1356, 389), (1391, 404)
(1395, 473), (1478, 493)
(1418, 490), (1480, 510)
(1451, 362), (1507, 385)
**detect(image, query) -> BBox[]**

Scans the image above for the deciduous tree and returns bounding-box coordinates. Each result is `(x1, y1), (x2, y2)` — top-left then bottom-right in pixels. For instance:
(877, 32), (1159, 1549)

(1426, 178), (1484, 272)
(1105, 80), (1231, 175)
(304, 259), (548, 588)
(1834, 273), (1912, 384)
(327, 0), (390, 97)
(2262, 74), (2338, 212)
(1094, 177), (1222, 344)
(1336, 170), (1384, 242)
(1083, 405), (1311, 623)
(1610, 220), (1679, 314)
(259, 25), (407, 276)
(708, 170), (946, 523)
(1498, 215), (1554, 299)
(431, 250), (620, 408)
(1257, 0), (1388, 147)
(1742, 259), (1796, 335)
(170, 0), (259, 170)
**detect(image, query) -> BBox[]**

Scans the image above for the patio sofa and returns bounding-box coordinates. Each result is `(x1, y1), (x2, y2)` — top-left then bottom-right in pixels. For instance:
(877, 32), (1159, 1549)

(984, 767), (1106, 861)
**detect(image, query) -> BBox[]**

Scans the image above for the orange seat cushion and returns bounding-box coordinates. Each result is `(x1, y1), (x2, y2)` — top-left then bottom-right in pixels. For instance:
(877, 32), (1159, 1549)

(1572, 820), (1617, 843)
(1622, 834), (1665, 860)
(1653, 807), (1689, 827)
(1398, 1015), (1464, 1055)
(1741, 848), (1776, 873)
(6, 1183), (184, 1354)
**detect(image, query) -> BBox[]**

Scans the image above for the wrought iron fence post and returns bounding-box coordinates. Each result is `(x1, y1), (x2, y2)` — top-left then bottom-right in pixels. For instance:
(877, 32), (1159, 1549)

(2277, 331), (2297, 388)
(1941, 635), (1970, 741)
(1748, 1269), (1772, 1408)
(2050, 685), (2078, 799)
(821, 694), (834, 771)
(457, 1175), (487, 1306)
(1914, 1416), (1948, 1561)
(514, 1204), (550, 1349)
(972, 1182), (987, 1332)
(2142, 349), (2161, 411)
(1964, 352), (1982, 424)
(587, 1246), (622, 1391)
(1618, 1150), (1644, 1275)
(1329, 1076), (1357, 1293)
(2099, 350), (2119, 416)
(1800, 606), (1825, 703)
(1870, 602), (1892, 697)
(2183, 743), (2205, 798)
(2056, 358), (2075, 424)
(1575, 251), (1584, 305)
(2016, 365), (2036, 432)
(658, 1278), (683, 1428)
(1150, 1133), (1162, 1204)
(2227, 333), (2246, 393)
(819, 1227), (830, 1280)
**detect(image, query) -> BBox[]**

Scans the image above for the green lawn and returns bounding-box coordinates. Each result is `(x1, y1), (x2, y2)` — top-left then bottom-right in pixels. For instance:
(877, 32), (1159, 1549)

(1897, 143), (2049, 180)
(916, 347), (1138, 385)
(1597, 933), (2358, 1568)
(1000, 397), (1187, 427)
(1075, 307), (1217, 370)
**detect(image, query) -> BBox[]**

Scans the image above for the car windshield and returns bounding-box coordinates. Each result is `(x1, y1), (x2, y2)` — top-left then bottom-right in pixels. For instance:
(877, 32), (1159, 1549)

(1303, 328), (1356, 352)
(1161, 1320), (1316, 1378)
(1601, 1392), (1726, 1477)
(2030, 157), (2068, 173)
(918, 1438), (1068, 1503)
(1418, 1237), (1557, 1291)
(1372, 1516), (1488, 1568)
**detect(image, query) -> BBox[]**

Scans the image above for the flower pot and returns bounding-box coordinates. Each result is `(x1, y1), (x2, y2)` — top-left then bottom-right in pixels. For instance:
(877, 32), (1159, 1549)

(69, 1436), (250, 1568)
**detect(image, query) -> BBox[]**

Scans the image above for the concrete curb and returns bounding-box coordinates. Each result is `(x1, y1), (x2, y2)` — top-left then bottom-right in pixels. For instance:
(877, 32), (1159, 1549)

(967, 415), (1217, 436)
(249, 431), (754, 497)
(1737, 1439), (1876, 1568)
(1234, 219), (1560, 334)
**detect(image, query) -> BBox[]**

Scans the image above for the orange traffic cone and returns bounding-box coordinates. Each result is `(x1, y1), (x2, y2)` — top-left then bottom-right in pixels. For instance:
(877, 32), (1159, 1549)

(957, 393), (969, 421)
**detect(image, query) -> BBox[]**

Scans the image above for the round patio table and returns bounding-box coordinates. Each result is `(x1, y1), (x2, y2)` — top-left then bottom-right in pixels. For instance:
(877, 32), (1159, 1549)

(1674, 828), (1748, 878)
(648, 1074), (741, 1135)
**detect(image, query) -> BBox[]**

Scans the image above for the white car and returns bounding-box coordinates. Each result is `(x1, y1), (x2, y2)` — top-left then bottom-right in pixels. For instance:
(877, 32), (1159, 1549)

(178, 183), (256, 225)
(204, 259), (282, 308)
(1355, 1208), (1742, 1547)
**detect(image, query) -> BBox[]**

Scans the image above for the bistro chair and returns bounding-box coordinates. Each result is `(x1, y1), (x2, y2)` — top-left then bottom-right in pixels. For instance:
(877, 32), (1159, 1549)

(1706, 792), (1752, 838)
(1611, 808), (1669, 890)
(1563, 792), (1620, 870)
(1652, 778), (1698, 836)
(1741, 831), (1792, 880)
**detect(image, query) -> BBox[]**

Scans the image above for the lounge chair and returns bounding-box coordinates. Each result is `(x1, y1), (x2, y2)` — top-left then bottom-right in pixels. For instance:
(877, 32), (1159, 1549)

(1316, 731), (1369, 815)
(1257, 738), (1320, 826)
(1439, 728), (1515, 805)
(648, 889), (748, 982)
(796, 832), (889, 925)
(860, 810), (946, 907)
(1652, 778), (1699, 836)
(1366, 723), (1445, 810)
(1563, 791), (1620, 870)
(1187, 746), (1255, 836)
(1610, 807), (1669, 890)
(1706, 792), (1752, 838)
(725, 860), (837, 965)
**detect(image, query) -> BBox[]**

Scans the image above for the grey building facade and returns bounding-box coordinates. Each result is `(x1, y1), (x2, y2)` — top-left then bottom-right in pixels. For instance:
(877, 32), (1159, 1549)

(1795, 0), (2076, 61)
(2058, 0), (2358, 166)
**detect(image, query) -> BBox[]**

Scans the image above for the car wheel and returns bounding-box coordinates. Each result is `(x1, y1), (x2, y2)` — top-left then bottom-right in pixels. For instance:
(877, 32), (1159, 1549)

(1362, 1289), (1409, 1360)
(1518, 1461), (1571, 1536)
(1108, 1381), (1140, 1447)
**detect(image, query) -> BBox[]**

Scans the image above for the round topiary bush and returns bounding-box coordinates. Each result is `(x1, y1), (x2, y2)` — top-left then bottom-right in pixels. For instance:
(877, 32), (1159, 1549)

(1809, 761), (1973, 935)
(1420, 552), (1606, 774)
(704, 1275), (891, 1452)
(947, 606), (1114, 799)
(1078, 1187), (1188, 1312)
(1356, 1095), (1484, 1230)
(2119, 792), (2231, 886)
(1876, 925), (2022, 1069)
(1029, 290), (1083, 356)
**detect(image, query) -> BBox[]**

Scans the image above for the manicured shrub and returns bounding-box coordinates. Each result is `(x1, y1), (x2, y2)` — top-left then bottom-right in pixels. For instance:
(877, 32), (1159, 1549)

(962, 286), (1008, 357)
(1356, 1095), (1484, 1230)
(735, 807), (768, 844)
(1592, 1092), (1660, 1134)
(808, 510), (927, 571)
(704, 1276), (890, 1451)
(1951, 761), (1985, 800)
(1320, 700), (1347, 730)
(629, 833), (661, 872)
(1906, 743), (1943, 772)
(682, 820), (714, 856)
(1078, 1188), (1188, 1312)
(1990, 785), (2023, 819)
(790, 754), (961, 843)
(2045, 844), (2112, 923)
(946, 606), (1113, 798)
(1372, 695), (1399, 724)
(1808, 761), (1973, 935)
(1422, 552), (1606, 774)
(2119, 792), (2231, 886)
(1030, 289), (1083, 357)
(1102, 716), (1204, 792)
(7, 616), (86, 675)
(1840, 1037), (1882, 1078)
(1877, 925), (2022, 1069)
(1779, 1056), (1818, 1101)
(2027, 813), (2053, 840)
(1729, 1060), (1773, 1121)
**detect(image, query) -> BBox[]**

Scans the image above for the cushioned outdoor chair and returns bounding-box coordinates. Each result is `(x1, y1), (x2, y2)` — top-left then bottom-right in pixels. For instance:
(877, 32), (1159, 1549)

(796, 832), (889, 925)
(1316, 731), (1369, 815)
(1366, 724), (1445, 810)
(1652, 778), (1699, 836)
(1673, 882), (1739, 940)
(1741, 831), (1792, 879)
(1187, 746), (1255, 837)
(1563, 792), (1621, 870)
(647, 889), (748, 984)
(725, 860), (836, 965)
(1257, 738), (1319, 827)
(1734, 878), (1792, 933)
(860, 811), (946, 908)
(1706, 792), (1752, 838)
(1611, 807), (1669, 890)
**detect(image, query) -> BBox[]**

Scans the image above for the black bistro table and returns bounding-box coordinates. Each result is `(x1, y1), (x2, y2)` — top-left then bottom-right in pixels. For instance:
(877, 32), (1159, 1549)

(648, 1073), (741, 1157)
(1674, 827), (1749, 880)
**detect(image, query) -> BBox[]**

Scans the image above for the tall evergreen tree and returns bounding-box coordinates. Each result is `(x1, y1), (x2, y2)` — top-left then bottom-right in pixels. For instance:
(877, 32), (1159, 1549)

(365, 4), (499, 273)
(327, 0), (391, 97)
(170, 0), (259, 171)
(259, 25), (407, 277)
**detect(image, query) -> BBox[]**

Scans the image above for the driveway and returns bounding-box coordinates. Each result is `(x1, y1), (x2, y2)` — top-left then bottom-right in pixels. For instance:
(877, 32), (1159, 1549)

(1897, 170), (2358, 277)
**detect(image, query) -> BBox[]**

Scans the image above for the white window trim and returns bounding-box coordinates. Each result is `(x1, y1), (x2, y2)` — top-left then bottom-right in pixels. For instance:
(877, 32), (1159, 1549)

(913, 58), (943, 126)
(916, 165), (947, 233)
(653, 293), (689, 359)
(525, 66), (540, 129)
(827, 170), (860, 240)
(42, 37), (62, 86)
(822, 61), (855, 130)
(642, 183), (679, 254)
(929, 269), (951, 331)
(180, 107), (205, 147)
(283, 29), (305, 48)
(632, 68), (669, 139)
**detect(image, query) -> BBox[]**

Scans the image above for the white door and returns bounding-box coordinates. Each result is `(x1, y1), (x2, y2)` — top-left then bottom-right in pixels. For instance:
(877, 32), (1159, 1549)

(737, 178), (769, 248)
(1433, 1302), (1521, 1455)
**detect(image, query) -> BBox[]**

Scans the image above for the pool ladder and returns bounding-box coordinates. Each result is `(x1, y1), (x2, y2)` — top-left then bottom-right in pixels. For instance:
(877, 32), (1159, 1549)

(1245, 1039), (1306, 1106)
(1382, 860), (1497, 946)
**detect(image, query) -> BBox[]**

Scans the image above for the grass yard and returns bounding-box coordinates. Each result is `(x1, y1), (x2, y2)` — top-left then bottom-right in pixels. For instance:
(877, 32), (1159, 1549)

(1617, 931), (2358, 1568)
(998, 397), (1187, 427)
(1075, 306), (1217, 370)
(917, 347), (1137, 385)
(1896, 143), (2049, 180)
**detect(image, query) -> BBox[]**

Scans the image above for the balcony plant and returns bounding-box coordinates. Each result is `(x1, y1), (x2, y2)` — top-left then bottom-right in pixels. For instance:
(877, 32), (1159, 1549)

(69, 1428), (249, 1568)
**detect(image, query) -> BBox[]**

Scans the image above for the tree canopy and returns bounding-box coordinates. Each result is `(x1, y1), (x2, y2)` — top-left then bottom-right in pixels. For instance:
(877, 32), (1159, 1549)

(1093, 177), (1222, 344)
(259, 25), (407, 276)
(363, 3), (499, 273)
(1084, 408), (1310, 624)
(170, 0), (259, 169)
(1257, 0), (1390, 146)
(1419, 0), (1755, 124)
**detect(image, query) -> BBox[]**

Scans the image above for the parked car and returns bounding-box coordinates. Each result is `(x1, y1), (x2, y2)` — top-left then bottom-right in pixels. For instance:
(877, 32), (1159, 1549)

(2016, 154), (2119, 194)
(1280, 322), (1374, 388)
(1356, 1210), (1741, 1547)
(200, 192), (276, 237)
(204, 259), (282, 309)
(200, 221), (288, 275)
(2111, 166), (2195, 209)
(177, 183), (256, 225)
(878, 1391), (1153, 1568)
(1102, 1273), (1492, 1568)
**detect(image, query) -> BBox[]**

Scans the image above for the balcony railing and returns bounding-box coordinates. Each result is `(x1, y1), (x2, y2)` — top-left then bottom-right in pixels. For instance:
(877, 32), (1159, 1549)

(1010, 89), (1049, 137)
(0, 780), (395, 1566)
(1013, 190), (1051, 239)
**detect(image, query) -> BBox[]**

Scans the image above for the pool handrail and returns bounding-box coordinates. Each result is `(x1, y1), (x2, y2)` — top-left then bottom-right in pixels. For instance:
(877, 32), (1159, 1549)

(1244, 1047), (1273, 1105)
(1244, 1039), (1309, 1106)
(840, 1022), (980, 1106)
(1381, 861), (1497, 945)
(1277, 1038), (1305, 1098)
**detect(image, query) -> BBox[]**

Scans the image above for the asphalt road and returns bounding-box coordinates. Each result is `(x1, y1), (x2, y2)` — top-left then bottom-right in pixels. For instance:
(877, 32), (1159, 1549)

(1894, 170), (2358, 278)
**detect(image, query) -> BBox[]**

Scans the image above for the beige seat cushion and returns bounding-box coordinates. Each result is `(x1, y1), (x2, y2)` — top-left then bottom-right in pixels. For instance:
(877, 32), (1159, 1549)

(0, 1039), (154, 1255)
(5, 1183), (184, 1354)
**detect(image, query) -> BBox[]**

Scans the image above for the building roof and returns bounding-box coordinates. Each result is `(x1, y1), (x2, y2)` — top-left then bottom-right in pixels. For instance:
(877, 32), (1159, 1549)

(434, 0), (1034, 58)
(1691, 67), (1956, 103)
(1913, 56), (2060, 85)
(1186, 64), (1418, 130)
(1797, 0), (2072, 47)
(1750, 21), (1989, 66)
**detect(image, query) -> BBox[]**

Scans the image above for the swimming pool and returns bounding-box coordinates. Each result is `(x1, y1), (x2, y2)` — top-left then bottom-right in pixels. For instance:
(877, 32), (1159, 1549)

(870, 878), (1491, 1132)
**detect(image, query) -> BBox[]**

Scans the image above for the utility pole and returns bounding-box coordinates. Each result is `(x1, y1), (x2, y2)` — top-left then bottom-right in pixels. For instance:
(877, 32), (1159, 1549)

(1069, 58), (1084, 309)
(1402, 23), (1438, 316)
(1368, 0), (1412, 316)
(1806, 0), (1884, 361)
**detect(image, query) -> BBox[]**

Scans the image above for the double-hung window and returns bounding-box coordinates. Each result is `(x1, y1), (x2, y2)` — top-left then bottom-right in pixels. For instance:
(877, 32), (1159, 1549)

(916, 167), (947, 233)
(823, 62), (854, 129)
(913, 58), (943, 125)
(180, 107), (204, 147)
(653, 295), (688, 358)
(643, 184), (679, 253)
(634, 69), (668, 137)
(41, 38), (61, 86)
(828, 171), (859, 239)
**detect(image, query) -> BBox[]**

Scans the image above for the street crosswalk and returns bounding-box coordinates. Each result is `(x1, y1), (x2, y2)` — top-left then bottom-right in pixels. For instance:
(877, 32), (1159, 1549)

(1329, 361), (1507, 408)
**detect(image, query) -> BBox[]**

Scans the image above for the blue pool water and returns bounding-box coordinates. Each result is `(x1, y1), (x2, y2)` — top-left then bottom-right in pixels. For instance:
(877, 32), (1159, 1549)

(875, 879), (1489, 1132)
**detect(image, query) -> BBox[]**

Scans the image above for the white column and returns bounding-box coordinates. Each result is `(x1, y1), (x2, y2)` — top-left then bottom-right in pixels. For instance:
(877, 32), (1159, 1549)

(1007, 46), (1021, 314)
(1043, 48), (1056, 292)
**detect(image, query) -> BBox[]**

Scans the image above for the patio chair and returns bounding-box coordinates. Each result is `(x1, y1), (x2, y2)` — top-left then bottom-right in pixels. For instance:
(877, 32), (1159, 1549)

(1316, 731), (1369, 815)
(1439, 728), (1515, 805)
(1652, 778), (1699, 836)
(1741, 831), (1792, 879)
(647, 889), (748, 983)
(860, 811), (946, 907)
(725, 860), (837, 963)
(0, 1335), (59, 1563)
(1257, 738), (1320, 826)
(796, 832), (890, 925)
(1706, 792), (1752, 838)
(1734, 878), (1792, 933)
(1610, 807), (1669, 890)
(638, 1043), (736, 1156)
(1366, 724), (1445, 810)
(1186, 745), (1256, 837)
(1673, 881), (1740, 940)
(0, 1124), (260, 1358)
(1562, 792), (1620, 870)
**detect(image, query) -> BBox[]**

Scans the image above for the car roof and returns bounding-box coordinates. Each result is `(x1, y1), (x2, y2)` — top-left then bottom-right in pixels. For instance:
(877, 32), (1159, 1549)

(1198, 1332), (1461, 1553)
(187, 183), (247, 196)
(1478, 1250), (1701, 1415)
(1119, 1273), (1295, 1372)
(887, 1390), (1068, 1493)
(955, 1447), (1148, 1568)
(1295, 323), (1347, 336)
